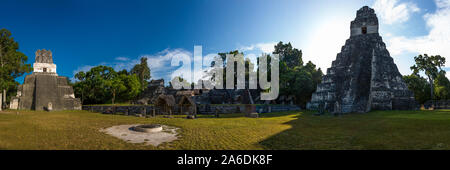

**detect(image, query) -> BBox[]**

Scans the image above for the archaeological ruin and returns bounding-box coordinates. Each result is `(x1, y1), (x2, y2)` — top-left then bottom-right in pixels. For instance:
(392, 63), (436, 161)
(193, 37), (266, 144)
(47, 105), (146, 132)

(307, 6), (416, 113)
(10, 49), (82, 111)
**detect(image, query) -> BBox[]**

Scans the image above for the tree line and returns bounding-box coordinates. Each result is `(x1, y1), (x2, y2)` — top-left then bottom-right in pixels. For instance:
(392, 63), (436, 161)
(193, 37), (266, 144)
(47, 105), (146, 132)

(404, 54), (448, 104)
(0, 29), (32, 108)
(73, 58), (150, 104)
(0, 28), (447, 108)
(70, 43), (450, 106)
(198, 42), (323, 107)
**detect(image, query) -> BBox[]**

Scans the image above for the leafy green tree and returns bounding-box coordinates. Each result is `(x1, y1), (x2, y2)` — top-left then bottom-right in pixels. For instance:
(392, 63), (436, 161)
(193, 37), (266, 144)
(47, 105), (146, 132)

(106, 72), (126, 105)
(74, 71), (88, 104)
(117, 69), (129, 75)
(274, 42), (323, 106)
(273, 41), (303, 67)
(282, 67), (313, 103)
(74, 66), (113, 104)
(403, 74), (431, 104)
(117, 72), (141, 102)
(304, 61), (323, 86)
(78, 66), (116, 104)
(0, 29), (32, 104)
(74, 66), (141, 104)
(433, 71), (450, 100)
(411, 54), (445, 100)
(217, 50), (243, 89)
(204, 42), (322, 106)
(130, 57), (151, 92)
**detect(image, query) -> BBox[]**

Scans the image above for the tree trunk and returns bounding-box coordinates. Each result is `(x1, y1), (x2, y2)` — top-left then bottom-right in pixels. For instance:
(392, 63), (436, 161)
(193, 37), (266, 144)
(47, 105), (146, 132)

(1, 48), (4, 110)
(429, 76), (435, 108)
(429, 77), (434, 100)
(81, 92), (84, 104)
(112, 90), (116, 105)
(2, 89), (5, 109)
(0, 92), (2, 111)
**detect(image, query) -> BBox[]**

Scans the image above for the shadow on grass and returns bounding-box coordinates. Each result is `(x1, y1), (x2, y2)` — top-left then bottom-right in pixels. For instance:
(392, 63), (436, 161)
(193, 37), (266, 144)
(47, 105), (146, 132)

(259, 113), (304, 150)
(259, 109), (450, 150)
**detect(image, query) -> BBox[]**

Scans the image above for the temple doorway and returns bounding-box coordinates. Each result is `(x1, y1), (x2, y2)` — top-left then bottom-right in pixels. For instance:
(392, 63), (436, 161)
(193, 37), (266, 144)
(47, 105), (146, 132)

(362, 27), (367, 34)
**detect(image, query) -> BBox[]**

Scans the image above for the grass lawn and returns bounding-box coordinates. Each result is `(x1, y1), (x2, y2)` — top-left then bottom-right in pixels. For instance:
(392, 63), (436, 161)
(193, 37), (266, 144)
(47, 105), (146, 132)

(1, 109), (450, 150)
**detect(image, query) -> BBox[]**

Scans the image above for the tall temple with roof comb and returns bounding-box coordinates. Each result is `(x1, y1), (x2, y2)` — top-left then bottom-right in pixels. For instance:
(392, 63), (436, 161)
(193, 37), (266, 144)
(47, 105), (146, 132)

(307, 6), (416, 113)
(9, 49), (81, 111)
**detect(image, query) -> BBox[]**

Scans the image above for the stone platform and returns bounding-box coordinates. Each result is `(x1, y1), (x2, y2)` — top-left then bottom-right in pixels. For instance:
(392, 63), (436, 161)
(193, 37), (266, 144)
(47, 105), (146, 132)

(10, 49), (81, 111)
(307, 6), (416, 113)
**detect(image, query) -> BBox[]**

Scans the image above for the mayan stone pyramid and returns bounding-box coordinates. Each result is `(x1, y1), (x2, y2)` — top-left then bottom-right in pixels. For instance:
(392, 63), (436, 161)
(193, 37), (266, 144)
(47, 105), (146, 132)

(9, 49), (82, 111)
(307, 6), (416, 113)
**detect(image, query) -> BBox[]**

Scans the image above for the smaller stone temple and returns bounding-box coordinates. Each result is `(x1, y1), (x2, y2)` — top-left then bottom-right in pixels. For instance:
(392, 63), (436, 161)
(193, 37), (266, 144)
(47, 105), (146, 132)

(10, 49), (82, 111)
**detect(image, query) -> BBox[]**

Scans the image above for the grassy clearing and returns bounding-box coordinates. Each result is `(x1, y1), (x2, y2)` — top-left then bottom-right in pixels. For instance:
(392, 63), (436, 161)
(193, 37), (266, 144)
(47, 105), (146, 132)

(1, 109), (450, 150)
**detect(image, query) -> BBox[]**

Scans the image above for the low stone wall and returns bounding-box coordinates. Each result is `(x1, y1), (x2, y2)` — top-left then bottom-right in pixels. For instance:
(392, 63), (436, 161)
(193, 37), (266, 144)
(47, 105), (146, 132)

(196, 105), (302, 114)
(424, 100), (450, 109)
(83, 105), (154, 116)
(82, 104), (301, 115)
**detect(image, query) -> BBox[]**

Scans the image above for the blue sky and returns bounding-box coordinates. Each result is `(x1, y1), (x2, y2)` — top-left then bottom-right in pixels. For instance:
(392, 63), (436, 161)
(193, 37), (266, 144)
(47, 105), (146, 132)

(2, 0), (449, 83)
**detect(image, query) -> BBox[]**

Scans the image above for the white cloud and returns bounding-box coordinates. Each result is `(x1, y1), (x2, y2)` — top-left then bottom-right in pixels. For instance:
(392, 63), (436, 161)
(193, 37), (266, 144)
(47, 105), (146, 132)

(143, 48), (192, 70)
(436, 0), (450, 7)
(170, 52), (225, 84)
(72, 65), (94, 74)
(385, 0), (450, 64)
(71, 48), (192, 82)
(71, 65), (94, 81)
(240, 42), (276, 54)
(115, 57), (129, 61)
(373, 0), (420, 24)
(71, 43), (278, 84)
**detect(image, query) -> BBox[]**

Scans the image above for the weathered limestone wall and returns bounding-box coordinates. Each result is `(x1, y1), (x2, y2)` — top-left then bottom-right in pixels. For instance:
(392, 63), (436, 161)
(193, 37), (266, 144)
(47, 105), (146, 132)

(350, 25), (378, 36)
(13, 49), (81, 111)
(15, 73), (81, 111)
(18, 76), (36, 109)
(35, 74), (60, 110)
(350, 6), (379, 37)
(424, 100), (450, 109)
(9, 98), (18, 110)
(33, 63), (57, 74)
(307, 6), (416, 113)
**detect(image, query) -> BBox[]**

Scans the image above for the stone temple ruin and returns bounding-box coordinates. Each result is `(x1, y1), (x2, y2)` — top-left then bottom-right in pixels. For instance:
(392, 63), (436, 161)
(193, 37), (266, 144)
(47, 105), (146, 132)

(10, 49), (82, 111)
(135, 75), (298, 109)
(307, 6), (416, 113)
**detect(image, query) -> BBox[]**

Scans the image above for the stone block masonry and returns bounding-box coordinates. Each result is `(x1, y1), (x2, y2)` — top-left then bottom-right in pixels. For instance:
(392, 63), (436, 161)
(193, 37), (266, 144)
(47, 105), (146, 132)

(307, 6), (416, 113)
(11, 49), (81, 111)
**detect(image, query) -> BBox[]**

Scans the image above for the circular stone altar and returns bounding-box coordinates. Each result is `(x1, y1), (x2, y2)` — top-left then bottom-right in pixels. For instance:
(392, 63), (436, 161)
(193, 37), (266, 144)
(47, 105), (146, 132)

(100, 124), (179, 146)
(130, 124), (163, 133)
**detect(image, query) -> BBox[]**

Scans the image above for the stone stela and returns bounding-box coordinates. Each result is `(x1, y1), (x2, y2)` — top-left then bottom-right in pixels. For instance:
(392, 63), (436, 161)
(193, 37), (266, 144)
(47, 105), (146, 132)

(9, 49), (81, 111)
(307, 6), (416, 113)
